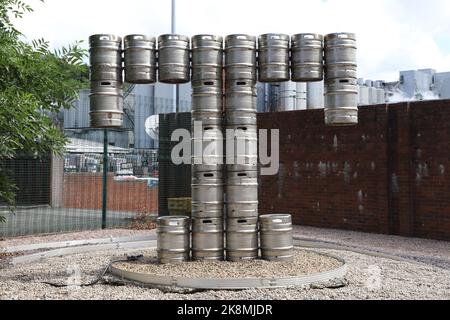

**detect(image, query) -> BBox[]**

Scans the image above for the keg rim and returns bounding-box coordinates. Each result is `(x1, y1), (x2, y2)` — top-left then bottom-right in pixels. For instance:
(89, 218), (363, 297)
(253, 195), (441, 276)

(89, 34), (122, 44)
(291, 33), (324, 42)
(124, 34), (156, 43)
(192, 34), (224, 44)
(324, 32), (356, 41)
(158, 34), (190, 42)
(258, 33), (290, 42)
(259, 214), (292, 220)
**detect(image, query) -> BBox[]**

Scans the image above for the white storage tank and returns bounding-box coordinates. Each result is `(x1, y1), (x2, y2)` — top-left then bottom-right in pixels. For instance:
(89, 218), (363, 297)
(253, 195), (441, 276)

(307, 81), (324, 109)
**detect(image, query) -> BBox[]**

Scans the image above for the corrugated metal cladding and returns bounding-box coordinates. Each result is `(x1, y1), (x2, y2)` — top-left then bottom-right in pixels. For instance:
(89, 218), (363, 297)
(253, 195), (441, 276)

(158, 112), (191, 216)
(0, 155), (51, 206)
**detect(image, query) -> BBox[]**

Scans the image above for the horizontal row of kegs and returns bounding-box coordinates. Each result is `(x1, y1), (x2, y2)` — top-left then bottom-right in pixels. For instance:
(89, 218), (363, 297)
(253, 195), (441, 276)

(89, 33), (334, 85)
(156, 214), (294, 263)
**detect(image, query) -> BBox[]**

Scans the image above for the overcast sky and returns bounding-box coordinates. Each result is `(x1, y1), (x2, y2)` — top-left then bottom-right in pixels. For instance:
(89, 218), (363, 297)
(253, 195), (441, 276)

(14, 0), (450, 81)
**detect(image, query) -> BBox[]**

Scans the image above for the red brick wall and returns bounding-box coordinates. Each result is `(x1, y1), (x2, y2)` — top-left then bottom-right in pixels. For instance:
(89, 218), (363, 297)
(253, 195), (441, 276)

(63, 173), (158, 214)
(257, 100), (450, 242)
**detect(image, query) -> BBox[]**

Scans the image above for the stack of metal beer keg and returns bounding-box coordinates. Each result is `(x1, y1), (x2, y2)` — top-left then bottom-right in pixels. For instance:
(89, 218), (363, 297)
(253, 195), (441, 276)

(89, 31), (357, 265)
(257, 34), (294, 262)
(324, 33), (358, 126)
(89, 34), (124, 128)
(224, 35), (259, 262)
(190, 35), (225, 261)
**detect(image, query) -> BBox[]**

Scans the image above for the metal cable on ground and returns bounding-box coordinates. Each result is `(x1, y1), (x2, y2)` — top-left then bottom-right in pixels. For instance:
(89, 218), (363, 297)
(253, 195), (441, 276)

(41, 255), (143, 288)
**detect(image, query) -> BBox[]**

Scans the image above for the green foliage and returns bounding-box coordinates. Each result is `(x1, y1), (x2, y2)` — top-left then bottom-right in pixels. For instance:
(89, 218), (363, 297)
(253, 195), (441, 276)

(0, 0), (88, 220)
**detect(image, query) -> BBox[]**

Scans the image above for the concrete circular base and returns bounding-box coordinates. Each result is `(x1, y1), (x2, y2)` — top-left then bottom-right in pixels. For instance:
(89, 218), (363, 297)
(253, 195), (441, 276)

(110, 249), (347, 290)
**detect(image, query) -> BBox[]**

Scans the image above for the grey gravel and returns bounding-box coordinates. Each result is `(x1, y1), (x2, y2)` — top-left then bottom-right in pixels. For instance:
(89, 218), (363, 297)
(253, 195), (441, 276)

(0, 227), (449, 300)
(114, 249), (342, 279)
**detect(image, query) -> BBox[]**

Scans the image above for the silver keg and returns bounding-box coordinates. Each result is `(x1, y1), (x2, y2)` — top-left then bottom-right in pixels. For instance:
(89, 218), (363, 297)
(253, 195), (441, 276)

(191, 218), (224, 261)
(226, 170), (258, 218)
(158, 34), (190, 84)
(191, 35), (223, 81)
(259, 214), (294, 262)
(225, 125), (258, 171)
(225, 84), (257, 112)
(226, 217), (259, 261)
(89, 81), (123, 128)
(191, 170), (224, 218)
(291, 33), (324, 82)
(157, 216), (190, 264)
(324, 32), (357, 80)
(191, 124), (224, 172)
(258, 33), (290, 83)
(89, 34), (123, 82)
(191, 85), (223, 113)
(324, 78), (358, 126)
(225, 34), (257, 81)
(124, 34), (156, 84)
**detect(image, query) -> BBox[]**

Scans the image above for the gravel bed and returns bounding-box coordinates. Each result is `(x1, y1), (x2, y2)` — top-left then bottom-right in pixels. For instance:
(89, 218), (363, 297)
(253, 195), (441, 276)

(294, 226), (450, 269)
(0, 227), (449, 300)
(113, 249), (342, 279)
(0, 229), (155, 249)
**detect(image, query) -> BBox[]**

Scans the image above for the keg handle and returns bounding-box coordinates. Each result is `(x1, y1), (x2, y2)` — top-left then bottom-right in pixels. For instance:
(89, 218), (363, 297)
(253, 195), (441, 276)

(169, 221), (179, 226)
(237, 219), (248, 223)
(303, 34), (315, 39)
(202, 35), (213, 40)
(237, 126), (248, 131)
(101, 81), (112, 86)
(203, 173), (214, 177)
(237, 173), (248, 177)
(133, 35), (144, 40)
(272, 219), (283, 223)
(202, 220), (213, 224)
(204, 81), (215, 86)
(168, 35), (179, 40)
(337, 33), (349, 39)
(99, 35), (110, 41)
(236, 81), (247, 86)
(270, 35), (281, 40)
(236, 35), (247, 40)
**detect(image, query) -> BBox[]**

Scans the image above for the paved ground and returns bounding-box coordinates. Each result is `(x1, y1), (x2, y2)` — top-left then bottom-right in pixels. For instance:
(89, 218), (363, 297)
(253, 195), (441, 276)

(0, 227), (449, 300)
(0, 207), (138, 237)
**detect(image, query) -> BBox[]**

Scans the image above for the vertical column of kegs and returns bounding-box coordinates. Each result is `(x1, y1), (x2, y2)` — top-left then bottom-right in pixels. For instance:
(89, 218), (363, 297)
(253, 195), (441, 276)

(224, 35), (259, 261)
(191, 35), (224, 261)
(89, 34), (124, 128)
(324, 33), (358, 126)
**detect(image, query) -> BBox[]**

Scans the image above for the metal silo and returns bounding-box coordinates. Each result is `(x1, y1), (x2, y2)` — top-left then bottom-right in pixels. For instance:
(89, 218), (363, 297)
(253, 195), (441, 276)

(278, 81), (296, 111)
(295, 82), (307, 110)
(258, 33), (290, 82)
(358, 86), (370, 105)
(307, 81), (324, 109)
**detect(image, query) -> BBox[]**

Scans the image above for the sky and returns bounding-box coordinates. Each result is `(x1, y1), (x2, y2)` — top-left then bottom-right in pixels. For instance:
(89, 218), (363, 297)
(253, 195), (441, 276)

(14, 0), (450, 81)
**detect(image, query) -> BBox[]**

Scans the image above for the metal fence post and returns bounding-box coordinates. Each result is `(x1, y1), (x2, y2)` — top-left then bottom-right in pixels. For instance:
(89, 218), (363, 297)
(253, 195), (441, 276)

(102, 129), (108, 229)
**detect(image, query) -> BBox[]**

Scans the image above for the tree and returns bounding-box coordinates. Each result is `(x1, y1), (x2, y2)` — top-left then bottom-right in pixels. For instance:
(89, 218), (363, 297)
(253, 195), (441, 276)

(0, 0), (88, 221)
